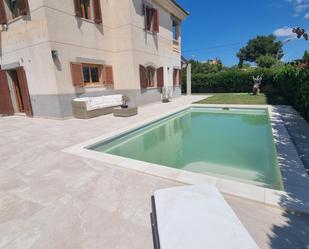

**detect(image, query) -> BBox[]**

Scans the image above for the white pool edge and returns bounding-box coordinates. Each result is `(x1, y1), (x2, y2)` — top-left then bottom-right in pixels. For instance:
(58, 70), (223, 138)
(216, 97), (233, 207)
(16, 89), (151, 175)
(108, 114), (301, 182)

(63, 104), (309, 214)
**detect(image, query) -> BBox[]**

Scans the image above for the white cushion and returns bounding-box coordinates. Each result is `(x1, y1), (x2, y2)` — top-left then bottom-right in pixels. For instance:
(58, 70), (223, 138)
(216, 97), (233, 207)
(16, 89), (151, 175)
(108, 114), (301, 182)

(154, 186), (260, 249)
(74, 95), (122, 111)
(87, 103), (117, 111)
(89, 96), (105, 107)
(73, 97), (90, 102)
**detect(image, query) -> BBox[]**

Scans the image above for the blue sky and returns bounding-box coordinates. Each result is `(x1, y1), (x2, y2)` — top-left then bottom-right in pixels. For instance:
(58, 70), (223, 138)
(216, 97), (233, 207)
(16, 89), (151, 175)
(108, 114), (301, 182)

(178, 0), (309, 66)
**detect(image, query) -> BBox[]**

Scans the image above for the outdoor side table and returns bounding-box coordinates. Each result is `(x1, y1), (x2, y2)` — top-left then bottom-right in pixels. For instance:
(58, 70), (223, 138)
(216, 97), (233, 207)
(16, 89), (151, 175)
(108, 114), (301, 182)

(113, 107), (138, 117)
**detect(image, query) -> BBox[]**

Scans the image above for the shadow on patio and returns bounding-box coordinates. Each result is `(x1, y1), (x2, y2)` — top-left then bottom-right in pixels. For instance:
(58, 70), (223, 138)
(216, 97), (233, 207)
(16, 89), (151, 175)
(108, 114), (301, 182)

(267, 106), (309, 248)
(267, 193), (309, 249)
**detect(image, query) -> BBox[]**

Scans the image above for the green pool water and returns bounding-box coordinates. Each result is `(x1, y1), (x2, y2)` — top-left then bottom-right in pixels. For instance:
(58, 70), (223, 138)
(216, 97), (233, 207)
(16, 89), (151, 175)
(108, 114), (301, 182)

(89, 107), (283, 190)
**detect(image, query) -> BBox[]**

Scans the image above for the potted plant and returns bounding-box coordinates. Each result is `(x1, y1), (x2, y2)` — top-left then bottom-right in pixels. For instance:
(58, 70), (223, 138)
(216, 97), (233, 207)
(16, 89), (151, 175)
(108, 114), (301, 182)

(121, 95), (130, 108)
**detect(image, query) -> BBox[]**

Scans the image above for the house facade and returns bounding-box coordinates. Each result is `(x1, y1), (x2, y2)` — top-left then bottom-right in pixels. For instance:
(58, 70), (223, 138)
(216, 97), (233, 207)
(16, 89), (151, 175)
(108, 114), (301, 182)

(0, 0), (188, 118)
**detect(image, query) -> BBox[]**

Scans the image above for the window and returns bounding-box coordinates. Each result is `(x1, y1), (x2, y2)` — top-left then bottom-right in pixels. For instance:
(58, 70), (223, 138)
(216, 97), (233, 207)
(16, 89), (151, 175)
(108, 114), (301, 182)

(82, 64), (102, 86)
(139, 65), (163, 89)
(71, 63), (114, 87)
(8, 0), (20, 18)
(172, 18), (180, 52)
(3, 0), (29, 21)
(73, 0), (102, 24)
(145, 6), (154, 31)
(145, 66), (156, 88)
(172, 20), (180, 41)
(144, 4), (159, 33)
(80, 0), (91, 20)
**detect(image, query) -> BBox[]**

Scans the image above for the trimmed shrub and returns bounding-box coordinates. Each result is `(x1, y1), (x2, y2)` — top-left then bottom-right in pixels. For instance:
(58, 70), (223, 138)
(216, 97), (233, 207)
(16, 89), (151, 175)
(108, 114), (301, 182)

(189, 68), (274, 93)
(274, 65), (309, 121)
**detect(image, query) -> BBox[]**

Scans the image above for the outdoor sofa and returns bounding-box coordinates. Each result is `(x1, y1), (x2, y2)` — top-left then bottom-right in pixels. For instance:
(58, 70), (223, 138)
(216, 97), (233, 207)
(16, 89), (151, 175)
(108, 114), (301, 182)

(72, 94), (122, 119)
(150, 185), (260, 249)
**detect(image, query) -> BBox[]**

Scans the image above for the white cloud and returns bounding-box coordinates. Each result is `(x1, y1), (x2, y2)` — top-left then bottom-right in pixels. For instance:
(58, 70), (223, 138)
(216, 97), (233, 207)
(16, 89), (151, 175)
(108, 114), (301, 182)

(305, 12), (309, 18)
(287, 0), (309, 5)
(287, 0), (309, 17)
(273, 27), (297, 39)
(295, 4), (309, 13)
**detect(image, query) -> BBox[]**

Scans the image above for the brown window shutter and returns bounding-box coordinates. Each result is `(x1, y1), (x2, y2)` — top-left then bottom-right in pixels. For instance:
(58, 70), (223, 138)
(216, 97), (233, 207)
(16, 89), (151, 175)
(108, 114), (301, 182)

(152, 9), (159, 33)
(73, 0), (82, 17)
(0, 0), (7, 25)
(70, 63), (84, 87)
(103, 65), (114, 85)
(16, 67), (33, 117)
(157, 67), (164, 88)
(178, 69), (182, 85)
(0, 70), (14, 115)
(93, 0), (102, 24)
(19, 0), (30, 15)
(173, 69), (177, 86)
(139, 65), (147, 89)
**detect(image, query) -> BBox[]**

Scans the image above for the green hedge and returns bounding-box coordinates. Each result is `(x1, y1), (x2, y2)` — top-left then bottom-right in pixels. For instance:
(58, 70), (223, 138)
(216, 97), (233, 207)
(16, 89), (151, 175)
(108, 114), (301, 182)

(274, 65), (309, 121)
(183, 68), (275, 93)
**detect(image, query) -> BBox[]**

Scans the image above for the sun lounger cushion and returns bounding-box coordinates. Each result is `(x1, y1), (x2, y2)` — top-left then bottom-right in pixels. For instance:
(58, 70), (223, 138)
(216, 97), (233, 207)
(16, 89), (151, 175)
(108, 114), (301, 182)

(152, 185), (260, 249)
(73, 95), (122, 111)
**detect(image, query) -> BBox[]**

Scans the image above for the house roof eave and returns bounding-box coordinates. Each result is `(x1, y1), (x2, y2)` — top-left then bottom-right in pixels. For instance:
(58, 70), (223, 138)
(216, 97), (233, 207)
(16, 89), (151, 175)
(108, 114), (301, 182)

(153, 0), (189, 21)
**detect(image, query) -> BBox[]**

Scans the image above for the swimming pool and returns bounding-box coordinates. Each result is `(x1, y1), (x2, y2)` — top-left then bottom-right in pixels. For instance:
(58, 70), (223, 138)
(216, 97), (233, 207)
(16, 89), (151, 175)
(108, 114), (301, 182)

(89, 107), (283, 190)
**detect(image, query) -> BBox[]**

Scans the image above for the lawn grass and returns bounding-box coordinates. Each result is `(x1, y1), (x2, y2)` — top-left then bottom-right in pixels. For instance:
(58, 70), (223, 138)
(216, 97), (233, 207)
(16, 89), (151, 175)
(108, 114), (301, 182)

(195, 93), (289, 105)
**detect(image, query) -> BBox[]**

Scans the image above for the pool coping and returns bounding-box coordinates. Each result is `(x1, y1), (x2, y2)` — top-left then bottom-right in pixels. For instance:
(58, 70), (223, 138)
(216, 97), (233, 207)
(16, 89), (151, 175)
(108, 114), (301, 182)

(63, 104), (309, 214)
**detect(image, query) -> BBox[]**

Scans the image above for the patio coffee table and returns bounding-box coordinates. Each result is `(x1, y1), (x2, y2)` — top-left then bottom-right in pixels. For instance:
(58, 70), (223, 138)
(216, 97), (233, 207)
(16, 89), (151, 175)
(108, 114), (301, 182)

(113, 107), (138, 117)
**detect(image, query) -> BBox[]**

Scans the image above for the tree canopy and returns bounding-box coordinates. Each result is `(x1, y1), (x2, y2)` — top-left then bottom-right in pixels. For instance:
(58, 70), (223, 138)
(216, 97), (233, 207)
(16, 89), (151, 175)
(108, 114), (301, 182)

(256, 54), (277, 68)
(303, 51), (309, 62)
(189, 60), (224, 74)
(237, 35), (283, 67)
(293, 27), (308, 41)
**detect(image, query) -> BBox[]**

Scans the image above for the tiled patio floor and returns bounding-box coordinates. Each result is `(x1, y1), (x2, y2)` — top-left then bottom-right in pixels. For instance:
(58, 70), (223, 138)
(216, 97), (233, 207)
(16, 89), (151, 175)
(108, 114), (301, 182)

(1, 96), (309, 249)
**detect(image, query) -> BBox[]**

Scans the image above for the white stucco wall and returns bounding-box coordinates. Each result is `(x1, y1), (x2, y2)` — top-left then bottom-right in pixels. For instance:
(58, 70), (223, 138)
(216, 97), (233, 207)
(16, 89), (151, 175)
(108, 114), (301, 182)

(0, 1), (58, 95)
(41, 0), (183, 93)
(0, 0), (187, 117)
(44, 0), (137, 93)
(130, 0), (182, 89)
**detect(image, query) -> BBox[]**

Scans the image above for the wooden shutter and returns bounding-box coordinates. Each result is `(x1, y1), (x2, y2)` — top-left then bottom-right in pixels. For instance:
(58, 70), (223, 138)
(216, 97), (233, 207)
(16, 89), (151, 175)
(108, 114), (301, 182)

(173, 69), (177, 86)
(139, 65), (147, 89)
(103, 65), (114, 85)
(16, 67), (33, 117)
(19, 0), (30, 15)
(70, 63), (84, 87)
(93, 0), (102, 24)
(152, 9), (159, 33)
(157, 67), (164, 88)
(0, 70), (14, 115)
(0, 0), (7, 25)
(74, 0), (82, 17)
(178, 69), (182, 85)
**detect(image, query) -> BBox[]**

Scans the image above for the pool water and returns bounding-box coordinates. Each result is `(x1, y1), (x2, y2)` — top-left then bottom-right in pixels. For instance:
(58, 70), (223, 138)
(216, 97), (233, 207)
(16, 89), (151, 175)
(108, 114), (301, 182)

(89, 107), (283, 190)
